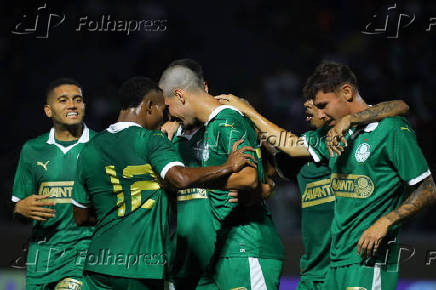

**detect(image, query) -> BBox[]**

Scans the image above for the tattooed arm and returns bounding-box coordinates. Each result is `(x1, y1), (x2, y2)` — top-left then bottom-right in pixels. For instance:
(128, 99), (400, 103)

(357, 175), (436, 257)
(327, 100), (409, 156)
(215, 94), (310, 157)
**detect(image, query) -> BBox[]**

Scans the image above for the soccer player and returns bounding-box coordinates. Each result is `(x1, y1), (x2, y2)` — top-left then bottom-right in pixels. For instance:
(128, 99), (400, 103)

(161, 59), (219, 290)
(307, 62), (436, 289)
(12, 78), (95, 290)
(159, 66), (284, 289)
(215, 91), (409, 290)
(72, 77), (257, 290)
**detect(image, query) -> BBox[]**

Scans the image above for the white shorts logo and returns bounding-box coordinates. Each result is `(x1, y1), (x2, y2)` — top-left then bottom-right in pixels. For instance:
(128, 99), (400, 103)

(355, 143), (371, 162)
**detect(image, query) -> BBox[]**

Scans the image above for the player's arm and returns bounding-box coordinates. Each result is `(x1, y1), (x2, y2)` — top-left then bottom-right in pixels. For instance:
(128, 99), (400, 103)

(12, 145), (56, 222)
(165, 139), (258, 190)
(215, 94), (310, 157)
(358, 120), (432, 257)
(327, 100), (409, 156)
(358, 175), (436, 257)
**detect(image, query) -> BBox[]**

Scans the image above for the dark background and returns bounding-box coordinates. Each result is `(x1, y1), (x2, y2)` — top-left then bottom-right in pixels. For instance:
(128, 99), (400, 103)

(1, 0), (435, 280)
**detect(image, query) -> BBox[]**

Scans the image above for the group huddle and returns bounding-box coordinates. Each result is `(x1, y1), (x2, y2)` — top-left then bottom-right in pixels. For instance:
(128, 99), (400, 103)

(12, 59), (436, 290)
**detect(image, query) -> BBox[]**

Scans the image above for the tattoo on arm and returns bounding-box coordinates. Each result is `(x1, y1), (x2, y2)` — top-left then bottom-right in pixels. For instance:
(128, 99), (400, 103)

(350, 100), (409, 125)
(384, 176), (436, 226)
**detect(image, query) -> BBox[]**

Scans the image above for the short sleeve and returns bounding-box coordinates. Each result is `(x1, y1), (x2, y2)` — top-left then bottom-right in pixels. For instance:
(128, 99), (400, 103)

(12, 145), (35, 202)
(302, 126), (330, 163)
(72, 153), (91, 208)
(147, 131), (185, 179)
(386, 120), (430, 185)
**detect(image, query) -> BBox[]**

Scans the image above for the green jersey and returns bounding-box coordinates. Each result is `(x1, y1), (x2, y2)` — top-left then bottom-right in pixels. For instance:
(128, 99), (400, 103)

(296, 158), (334, 281)
(201, 105), (284, 259)
(12, 126), (95, 284)
(307, 117), (430, 267)
(171, 126), (216, 278)
(72, 122), (184, 279)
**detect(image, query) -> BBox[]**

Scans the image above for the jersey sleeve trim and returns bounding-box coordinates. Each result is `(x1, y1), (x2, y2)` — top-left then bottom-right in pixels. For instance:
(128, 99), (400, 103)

(11, 196), (20, 202)
(302, 135), (321, 163)
(72, 199), (89, 208)
(160, 161), (185, 179)
(408, 169), (431, 186)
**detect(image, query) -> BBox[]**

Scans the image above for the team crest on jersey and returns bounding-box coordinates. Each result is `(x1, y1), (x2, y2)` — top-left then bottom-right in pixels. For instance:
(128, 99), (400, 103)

(355, 143), (371, 162)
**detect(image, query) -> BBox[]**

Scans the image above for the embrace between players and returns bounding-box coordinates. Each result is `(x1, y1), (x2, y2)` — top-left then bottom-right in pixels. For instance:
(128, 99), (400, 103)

(12, 60), (436, 290)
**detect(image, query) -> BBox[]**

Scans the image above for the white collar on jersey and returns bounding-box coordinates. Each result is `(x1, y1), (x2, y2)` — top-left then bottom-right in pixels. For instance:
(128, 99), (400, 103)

(46, 124), (90, 154)
(106, 122), (142, 134)
(364, 122), (379, 132)
(204, 105), (243, 126)
(175, 125), (200, 141)
(348, 122), (379, 135)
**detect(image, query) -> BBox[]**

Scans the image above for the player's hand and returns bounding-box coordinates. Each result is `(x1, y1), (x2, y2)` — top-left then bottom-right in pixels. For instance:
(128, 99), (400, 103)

(161, 121), (180, 141)
(228, 190), (238, 203)
(357, 217), (391, 258)
(261, 177), (276, 200)
(215, 94), (255, 114)
(14, 195), (55, 221)
(226, 139), (257, 173)
(326, 116), (350, 157)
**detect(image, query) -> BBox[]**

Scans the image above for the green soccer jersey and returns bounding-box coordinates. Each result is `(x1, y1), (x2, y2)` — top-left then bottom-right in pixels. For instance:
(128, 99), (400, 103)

(296, 158), (334, 281)
(201, 105), (284, 259)
(12, 126), (95, 284)
(307, 117), (430, 267)
(171, 125), (216, 278)
(72, 122), (184, 279)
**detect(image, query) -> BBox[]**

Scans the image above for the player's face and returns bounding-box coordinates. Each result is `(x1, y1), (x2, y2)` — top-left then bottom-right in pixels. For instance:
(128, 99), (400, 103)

(164, 95), (195, 128)
(314, 90), (349, 126)
(146, 91), (166, 130)
(304, 99), (327, 129)
(44, 85), (85, 126)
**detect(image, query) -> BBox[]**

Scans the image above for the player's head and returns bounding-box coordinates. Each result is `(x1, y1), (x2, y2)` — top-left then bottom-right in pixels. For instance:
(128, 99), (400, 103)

(159, 64), (205, 128)
(44, 78), (85, 127)
(168, 58), (209, 93)
(118, 77), (165, 130)
(304, 62), (360, 125)
(303, 98), (326, 129)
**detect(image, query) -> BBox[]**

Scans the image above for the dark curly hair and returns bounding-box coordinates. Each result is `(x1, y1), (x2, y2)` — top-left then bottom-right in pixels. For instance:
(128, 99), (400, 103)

(303, 62), (358, 100)
(118, 77), (162, 110)
(46, 78), (83, 103)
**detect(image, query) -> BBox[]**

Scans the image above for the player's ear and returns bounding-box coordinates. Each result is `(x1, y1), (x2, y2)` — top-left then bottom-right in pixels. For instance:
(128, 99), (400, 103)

(44, 104), (53, 118)
(203, 82), (209, 93)
(144, 99), (153, 114)
(174, 89), (186, 105)
(341, 84), (353, 102)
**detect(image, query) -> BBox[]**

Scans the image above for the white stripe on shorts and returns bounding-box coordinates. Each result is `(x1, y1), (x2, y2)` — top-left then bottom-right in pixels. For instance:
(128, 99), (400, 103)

(249, 257), (267, 290)
(371, 264), (382, 290)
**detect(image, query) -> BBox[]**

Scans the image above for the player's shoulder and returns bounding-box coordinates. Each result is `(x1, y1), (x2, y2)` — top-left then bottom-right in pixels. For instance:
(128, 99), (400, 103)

(21, 132), (50, 151)
(375, 116), (414, 134)
(210, 106), (248, 130)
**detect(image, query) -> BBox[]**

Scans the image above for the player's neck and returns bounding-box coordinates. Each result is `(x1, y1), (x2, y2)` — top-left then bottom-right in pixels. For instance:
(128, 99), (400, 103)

(193, 93), (222, 124)
(53, 123), (84, 141)
(117, 109), (143, 127)
(348, 94), (369, 114)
